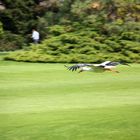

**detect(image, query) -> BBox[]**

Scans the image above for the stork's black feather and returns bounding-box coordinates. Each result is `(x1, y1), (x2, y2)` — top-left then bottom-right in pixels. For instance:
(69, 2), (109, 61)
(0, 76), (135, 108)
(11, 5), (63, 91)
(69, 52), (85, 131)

(106, 61), (130, 66)
(65, 64), (92, 71)
(106, 62), (120, 66)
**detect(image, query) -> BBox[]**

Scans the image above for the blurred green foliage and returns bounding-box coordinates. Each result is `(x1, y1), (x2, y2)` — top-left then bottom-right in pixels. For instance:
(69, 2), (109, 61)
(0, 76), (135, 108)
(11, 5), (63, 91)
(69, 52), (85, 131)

(1, 0), (140, 62)
(0, 22), (3, 37)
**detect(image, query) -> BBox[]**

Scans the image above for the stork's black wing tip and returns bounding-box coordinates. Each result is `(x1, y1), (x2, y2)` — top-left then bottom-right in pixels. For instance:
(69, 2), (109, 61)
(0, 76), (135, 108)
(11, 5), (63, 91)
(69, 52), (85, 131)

(64, 65), (75, 71)
(64, 65), (68, 68)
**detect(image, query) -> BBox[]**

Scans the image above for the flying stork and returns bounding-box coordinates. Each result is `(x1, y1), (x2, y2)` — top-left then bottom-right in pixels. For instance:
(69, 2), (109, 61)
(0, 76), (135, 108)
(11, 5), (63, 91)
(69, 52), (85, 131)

(65, 61), (130, 73)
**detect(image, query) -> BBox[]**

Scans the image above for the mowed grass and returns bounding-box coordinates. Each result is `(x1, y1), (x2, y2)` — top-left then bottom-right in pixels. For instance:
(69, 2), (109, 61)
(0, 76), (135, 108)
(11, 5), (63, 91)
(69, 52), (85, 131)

(0, 61), (140, 140)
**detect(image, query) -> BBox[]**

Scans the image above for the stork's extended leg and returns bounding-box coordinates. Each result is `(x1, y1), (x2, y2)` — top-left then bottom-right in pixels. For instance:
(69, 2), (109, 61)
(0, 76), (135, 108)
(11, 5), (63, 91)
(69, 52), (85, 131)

(106, 68), (119, 73)
(112, 69), (120, 73)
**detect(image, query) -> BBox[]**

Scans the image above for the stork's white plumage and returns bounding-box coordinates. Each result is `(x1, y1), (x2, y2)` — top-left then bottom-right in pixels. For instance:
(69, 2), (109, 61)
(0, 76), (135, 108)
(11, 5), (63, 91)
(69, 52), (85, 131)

(65, 61), (130, 73)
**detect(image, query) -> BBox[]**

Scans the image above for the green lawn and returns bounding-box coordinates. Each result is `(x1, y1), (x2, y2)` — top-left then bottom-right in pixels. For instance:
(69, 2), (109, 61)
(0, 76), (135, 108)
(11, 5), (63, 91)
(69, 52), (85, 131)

(0, 60), (140, 140)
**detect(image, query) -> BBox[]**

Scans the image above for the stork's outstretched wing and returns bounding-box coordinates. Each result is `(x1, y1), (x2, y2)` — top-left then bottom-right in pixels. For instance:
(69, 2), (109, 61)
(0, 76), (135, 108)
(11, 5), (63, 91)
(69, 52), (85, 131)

(105, 61), (130, 66)
(99, 61), (111, 66)
(64, 64), (92, 71)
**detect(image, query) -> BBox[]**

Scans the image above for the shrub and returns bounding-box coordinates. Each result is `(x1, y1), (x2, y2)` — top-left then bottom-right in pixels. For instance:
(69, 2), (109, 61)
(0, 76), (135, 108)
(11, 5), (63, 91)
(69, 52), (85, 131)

(48, 25), (68, 36)
(0, 22), (4, 37)
(121, 32), (140, 42)
(0, 31), (25, 51)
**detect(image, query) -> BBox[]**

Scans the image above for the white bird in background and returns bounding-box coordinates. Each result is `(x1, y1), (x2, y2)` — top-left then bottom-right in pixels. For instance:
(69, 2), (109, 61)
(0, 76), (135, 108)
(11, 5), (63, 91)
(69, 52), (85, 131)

(65, 61), (130, 73)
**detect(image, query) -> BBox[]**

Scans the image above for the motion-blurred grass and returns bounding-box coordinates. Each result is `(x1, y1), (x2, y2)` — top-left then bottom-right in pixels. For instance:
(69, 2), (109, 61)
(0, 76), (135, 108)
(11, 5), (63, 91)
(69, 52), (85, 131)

(0, 61), (140, 140)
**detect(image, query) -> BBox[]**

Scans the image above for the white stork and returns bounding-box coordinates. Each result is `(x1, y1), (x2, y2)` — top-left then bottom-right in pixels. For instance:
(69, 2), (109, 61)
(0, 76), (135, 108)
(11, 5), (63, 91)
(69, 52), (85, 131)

(65, 61), (130, 73)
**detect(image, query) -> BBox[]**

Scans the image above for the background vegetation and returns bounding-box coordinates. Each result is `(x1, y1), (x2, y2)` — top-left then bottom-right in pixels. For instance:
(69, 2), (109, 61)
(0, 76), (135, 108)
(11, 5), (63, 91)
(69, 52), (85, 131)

(0, 0), (140, 63)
